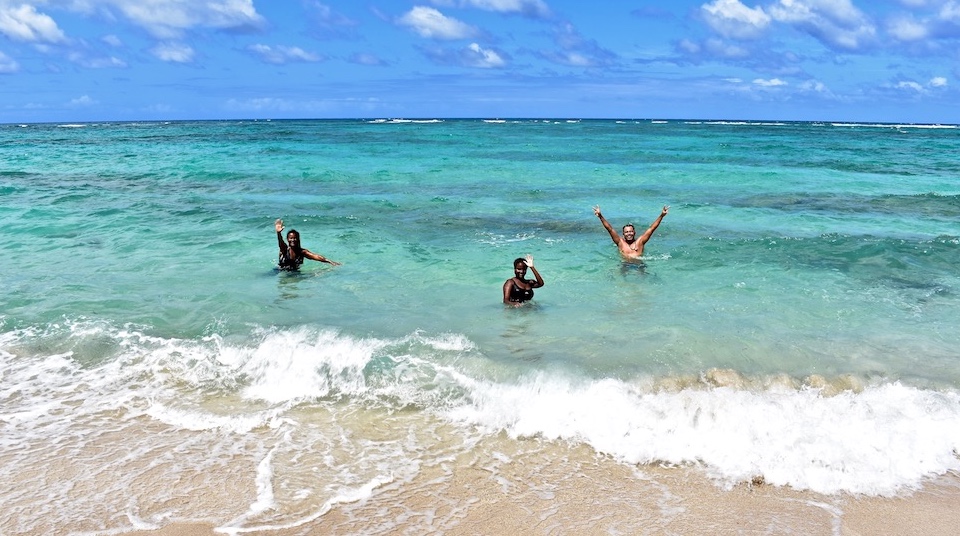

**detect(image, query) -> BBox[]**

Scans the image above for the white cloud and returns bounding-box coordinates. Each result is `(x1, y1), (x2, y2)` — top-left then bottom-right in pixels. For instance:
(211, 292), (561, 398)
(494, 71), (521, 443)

(942, 1), (960, 22)
(704, 37), (749, 57)
(541, 22), (617, 67)
(247, 44), (322, 64)
(700, 0), (877, 51)
(0, 50), (20, 73)
(418, 42), (508, 67)
(150, 41), (195, 62)
(701, 0), (772, 39)
(2, 1), (265, 43)
(929, 76), (947, 87)
(798, 79), (840, 100)
(463, 42), (505, 67)
(0, 3), (66, 43)
(897, 80), (924, 91)
(68, 51), (127, 68)
(753, 77), (787, 86)
(397, 6), (478, 39)
(431, 0), (551, 18)
(675, 37), (750, 61)
(102, 34), (123, 47)
(767, 0), (876, 51)
(99, 0), (265, 39)
(68, 94), (97, 106)
(887, 15), (928, 41)
(560, 51), (591, 66)
(799, 79), (826, 92)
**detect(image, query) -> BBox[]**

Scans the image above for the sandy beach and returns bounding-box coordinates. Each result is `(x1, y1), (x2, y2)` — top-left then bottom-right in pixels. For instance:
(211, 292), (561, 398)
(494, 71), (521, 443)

(115, 438), (960, 536)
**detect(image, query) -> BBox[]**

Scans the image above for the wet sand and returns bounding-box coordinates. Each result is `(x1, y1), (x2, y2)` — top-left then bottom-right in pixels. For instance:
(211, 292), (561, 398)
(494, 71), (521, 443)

(119, 441), (960, 536)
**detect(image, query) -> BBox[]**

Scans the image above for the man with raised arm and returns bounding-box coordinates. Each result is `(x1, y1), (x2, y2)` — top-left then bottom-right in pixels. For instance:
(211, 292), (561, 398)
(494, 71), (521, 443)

(593, 205), (669, 259)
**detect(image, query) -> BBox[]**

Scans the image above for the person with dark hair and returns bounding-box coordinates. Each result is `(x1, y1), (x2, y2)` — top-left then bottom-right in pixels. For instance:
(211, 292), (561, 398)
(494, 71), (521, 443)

(503, 255), (544, 306)
(593, 205), (668, 259)
(275, 218), (340, 270)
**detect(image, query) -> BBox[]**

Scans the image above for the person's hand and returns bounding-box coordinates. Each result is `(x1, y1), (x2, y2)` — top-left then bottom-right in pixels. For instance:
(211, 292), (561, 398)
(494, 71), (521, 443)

(275, 219), (284, 233)
(593, 205), (601, 217)
(524, 254), (534, 268)
(661, 205), (670, 216)
(330, 261), (342, 266)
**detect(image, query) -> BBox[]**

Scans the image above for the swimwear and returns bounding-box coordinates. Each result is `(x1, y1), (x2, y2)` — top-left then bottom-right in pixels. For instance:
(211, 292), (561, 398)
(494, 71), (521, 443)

(508, 279), (535, 302)
(278, 248), (304, 271)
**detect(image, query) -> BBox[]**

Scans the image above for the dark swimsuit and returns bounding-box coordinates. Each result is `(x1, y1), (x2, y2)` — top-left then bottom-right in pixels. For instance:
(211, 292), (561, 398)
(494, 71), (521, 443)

(278, 248), (304, 271)
(508, 279), (535, 303)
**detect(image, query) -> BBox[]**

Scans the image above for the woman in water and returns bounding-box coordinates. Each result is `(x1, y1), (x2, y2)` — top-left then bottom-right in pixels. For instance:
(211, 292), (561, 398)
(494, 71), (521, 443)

(503, 255), (544, 306)
(275, 219), (341, 270)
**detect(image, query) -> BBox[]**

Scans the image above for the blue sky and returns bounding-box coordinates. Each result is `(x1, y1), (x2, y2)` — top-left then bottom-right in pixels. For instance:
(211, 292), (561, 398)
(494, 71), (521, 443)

(1, 0), (958, 123)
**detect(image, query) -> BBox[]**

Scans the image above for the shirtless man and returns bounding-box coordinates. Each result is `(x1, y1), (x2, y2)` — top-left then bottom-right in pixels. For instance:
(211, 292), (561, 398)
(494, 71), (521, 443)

(593, 205), (669, 259)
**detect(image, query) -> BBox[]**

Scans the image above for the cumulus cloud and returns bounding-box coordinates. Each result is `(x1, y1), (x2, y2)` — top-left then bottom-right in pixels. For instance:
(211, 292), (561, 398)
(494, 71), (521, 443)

(539, 22), (617, 67)
(0, 3), (66, 43)
(897, 80), (924, 91)
(885, 76), (951, 96)
(701, 0), (772, 39)
(0, 50), (20, 73)
(397, 6), (479, 39)
(102, 34), (123, 47)
(799, 79), (825, 92)
(2, 1), (265, 42)
(430, 0), (551, 19)
(886, 2), (960, 45)
(675, 37), (749, 61)
(93, 0), (265, 39)
(797, 79), (840, 99)
(943, 2), (960, 22)
(753, 77), (787, 86)
(68, 52), (127, 68)
(68, 94), (97, 106)
(700, 0), (876, 51)
(767, 0), (876, 50)
(418, 42), (508, 67)
(888, 14), (928, 41)
(150, 41), (195, 62)
(247, 44), (322, 64)
(704, 37), (750, 58)
(463, 42), (506, 67)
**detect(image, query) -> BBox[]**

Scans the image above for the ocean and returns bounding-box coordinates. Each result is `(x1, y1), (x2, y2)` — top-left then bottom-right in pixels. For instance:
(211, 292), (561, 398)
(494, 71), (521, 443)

(2, 118), (960, 534)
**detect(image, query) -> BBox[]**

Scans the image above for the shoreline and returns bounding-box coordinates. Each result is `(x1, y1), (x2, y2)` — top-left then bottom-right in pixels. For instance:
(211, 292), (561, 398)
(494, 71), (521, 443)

(116, 441), (960, 536)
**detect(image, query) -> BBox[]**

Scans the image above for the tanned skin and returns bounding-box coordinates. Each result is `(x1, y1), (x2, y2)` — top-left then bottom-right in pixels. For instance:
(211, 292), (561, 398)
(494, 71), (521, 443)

(593, 205), (669, 259)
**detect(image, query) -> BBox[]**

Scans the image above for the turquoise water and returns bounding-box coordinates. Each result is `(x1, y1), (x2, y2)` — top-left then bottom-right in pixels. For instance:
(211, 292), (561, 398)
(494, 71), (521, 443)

(3, 119), (960, 532)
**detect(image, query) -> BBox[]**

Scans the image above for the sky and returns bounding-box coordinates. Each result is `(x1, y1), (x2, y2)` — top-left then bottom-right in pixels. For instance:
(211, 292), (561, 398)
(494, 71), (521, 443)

(0, 0), (958, 123)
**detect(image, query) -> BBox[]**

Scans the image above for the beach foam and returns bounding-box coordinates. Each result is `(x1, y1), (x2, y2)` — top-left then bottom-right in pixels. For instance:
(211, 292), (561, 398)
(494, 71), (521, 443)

(3, 320), (959, 504)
